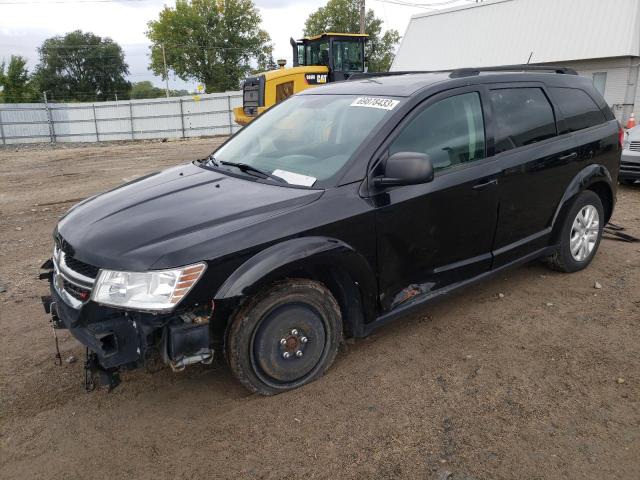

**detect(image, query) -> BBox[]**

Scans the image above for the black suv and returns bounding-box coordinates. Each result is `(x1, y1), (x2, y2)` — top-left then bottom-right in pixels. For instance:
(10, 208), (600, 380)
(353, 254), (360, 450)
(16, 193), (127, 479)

(41, 66), (621, 395)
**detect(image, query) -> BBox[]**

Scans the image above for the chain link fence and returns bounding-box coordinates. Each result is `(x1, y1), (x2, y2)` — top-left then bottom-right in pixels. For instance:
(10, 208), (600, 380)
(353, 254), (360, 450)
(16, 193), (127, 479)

(0, 91), (242, 145)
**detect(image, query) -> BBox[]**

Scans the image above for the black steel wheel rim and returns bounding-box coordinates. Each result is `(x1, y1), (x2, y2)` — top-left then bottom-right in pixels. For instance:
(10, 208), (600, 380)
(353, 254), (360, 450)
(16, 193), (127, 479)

(250, 301), (329, 388)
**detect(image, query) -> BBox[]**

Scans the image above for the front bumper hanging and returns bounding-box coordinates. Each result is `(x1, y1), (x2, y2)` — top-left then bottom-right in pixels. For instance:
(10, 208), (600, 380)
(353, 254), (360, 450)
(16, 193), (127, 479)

(40, 258), (214, 391)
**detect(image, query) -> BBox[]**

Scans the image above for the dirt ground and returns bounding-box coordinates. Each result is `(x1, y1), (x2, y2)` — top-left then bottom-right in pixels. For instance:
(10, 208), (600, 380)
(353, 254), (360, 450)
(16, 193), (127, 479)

(0, 138), (639, 480)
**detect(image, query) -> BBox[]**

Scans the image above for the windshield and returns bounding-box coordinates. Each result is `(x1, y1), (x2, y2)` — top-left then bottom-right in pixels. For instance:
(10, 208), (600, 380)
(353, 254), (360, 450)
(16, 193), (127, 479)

(211, 94), (400, 187)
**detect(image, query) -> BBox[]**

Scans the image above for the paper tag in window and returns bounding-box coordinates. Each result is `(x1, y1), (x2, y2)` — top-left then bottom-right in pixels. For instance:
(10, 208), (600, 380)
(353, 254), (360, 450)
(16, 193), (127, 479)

(272, 169), (317, 187)
(350, 97), (399, 110)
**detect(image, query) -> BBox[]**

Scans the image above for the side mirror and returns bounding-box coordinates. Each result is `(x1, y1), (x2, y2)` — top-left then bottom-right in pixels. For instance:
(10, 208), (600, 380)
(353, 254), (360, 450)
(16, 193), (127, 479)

(374, 152), (434, 187)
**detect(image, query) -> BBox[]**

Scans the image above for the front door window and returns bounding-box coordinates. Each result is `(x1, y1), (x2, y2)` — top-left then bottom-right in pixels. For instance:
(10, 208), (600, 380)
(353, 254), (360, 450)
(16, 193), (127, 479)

(389, 92), (486, 171)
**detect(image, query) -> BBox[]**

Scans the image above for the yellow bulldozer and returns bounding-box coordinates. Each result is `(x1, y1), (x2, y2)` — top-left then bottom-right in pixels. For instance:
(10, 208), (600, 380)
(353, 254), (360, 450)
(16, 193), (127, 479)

(233, 33), (368, 126)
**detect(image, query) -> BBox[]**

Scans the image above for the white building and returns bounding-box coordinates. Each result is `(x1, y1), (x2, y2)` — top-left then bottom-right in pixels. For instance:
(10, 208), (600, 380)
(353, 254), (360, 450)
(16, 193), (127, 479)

(391, 0), (640, 123)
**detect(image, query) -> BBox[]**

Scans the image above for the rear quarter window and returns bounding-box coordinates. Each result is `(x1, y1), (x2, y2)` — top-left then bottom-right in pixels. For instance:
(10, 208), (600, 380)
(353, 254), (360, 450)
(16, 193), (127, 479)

(490, 88), (557, 154)
(549, 87), (607, 134)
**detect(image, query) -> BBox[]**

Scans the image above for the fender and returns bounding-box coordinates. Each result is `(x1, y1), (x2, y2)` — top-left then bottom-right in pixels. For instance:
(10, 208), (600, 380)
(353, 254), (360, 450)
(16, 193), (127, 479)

(551, 163), (614, 228)
(214, 236), (378, 332)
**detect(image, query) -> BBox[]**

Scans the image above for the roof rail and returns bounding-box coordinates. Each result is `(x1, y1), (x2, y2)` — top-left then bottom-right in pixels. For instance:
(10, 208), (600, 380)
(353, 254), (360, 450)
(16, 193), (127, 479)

(346, 65), (579, 82)
(449, 65), (579, 78)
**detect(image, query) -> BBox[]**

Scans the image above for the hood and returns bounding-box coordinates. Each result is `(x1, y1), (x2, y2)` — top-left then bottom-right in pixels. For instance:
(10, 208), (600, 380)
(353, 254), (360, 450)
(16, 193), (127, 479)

(627, 124), (640, 140)
(57, 162), (323, 271)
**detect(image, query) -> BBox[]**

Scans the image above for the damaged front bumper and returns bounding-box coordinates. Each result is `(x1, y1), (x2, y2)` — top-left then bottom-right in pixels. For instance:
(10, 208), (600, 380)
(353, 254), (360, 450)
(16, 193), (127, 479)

(40, 257), (214, 390)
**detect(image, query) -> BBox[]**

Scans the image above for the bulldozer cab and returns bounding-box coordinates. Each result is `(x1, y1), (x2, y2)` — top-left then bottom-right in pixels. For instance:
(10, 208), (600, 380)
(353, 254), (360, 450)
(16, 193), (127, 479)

(233, 33), (368, 126)
(290, 33), (367, 81)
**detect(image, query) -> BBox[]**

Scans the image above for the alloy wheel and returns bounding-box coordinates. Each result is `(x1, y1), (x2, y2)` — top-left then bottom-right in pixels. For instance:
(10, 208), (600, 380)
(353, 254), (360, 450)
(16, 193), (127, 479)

(569, 205), (600, 262)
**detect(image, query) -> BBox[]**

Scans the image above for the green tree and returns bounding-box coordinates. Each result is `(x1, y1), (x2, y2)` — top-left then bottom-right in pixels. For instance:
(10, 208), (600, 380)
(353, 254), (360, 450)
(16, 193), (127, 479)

(0, 56), (37, 103)
(130, 81), (166, 99)
(130, 81), (190, 99)
(170, 88), (190, 97)
(147, 0), (273, 92)
(34, 30), (131, 102)
(256, 53), (278, 73)
(303, 0), (400, 72)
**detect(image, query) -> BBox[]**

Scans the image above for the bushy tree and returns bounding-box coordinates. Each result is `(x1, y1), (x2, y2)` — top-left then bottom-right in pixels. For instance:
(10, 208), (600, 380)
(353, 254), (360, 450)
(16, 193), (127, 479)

(147, 0), (273, 92)
(34, 30), (131, 102)
(303, 0), (400, 72)
(171, 88), (190, 97)
(130, 81), (166, 99)
(130, 81), (190, 99)
(256, 53), (278, 73)
(0, 56), (37, 103)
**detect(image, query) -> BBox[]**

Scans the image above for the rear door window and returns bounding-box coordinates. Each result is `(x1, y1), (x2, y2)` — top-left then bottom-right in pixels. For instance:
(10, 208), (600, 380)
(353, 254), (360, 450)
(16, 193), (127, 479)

(490, 88), (557, 154)
(549, 87), (606, 134)
(389, 92), (485, 172)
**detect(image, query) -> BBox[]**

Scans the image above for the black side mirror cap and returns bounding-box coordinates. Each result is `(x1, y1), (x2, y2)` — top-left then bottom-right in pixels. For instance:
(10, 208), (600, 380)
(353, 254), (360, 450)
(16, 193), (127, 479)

(374, 152), (434, 187)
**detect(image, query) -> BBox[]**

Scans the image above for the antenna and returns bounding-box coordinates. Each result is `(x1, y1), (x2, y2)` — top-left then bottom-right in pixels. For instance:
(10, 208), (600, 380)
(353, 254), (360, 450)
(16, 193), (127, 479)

(527, 51), (534, 64)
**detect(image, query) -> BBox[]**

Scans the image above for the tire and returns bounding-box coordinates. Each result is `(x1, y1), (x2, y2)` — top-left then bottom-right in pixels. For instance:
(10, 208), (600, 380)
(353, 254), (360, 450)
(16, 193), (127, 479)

(227, 279), (342, 395)
(546, 190), (604, 273)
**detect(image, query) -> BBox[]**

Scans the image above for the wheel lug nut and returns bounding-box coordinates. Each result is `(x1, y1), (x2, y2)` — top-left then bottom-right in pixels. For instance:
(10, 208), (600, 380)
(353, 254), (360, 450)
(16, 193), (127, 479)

(282, 352), (291, 359)
(291, 329), (298, 336)
(296, 350), (303, 358)
(300, 336), (308, 343)
(280, 338), (287, 345)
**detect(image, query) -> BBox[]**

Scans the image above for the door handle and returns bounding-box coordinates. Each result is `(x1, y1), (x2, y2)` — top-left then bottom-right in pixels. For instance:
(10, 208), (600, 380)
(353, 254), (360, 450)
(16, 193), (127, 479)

(558, 152), (578, 161)
(472, 178), (498, 190)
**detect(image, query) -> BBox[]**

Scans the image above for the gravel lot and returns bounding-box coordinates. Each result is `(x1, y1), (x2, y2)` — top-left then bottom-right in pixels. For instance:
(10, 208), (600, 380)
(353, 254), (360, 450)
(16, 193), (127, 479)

(1, 138), (639, 480)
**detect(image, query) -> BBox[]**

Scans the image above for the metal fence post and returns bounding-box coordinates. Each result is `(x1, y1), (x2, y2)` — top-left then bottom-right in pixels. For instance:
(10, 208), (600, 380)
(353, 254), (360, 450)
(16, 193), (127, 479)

(43, 92), (56, 144)
(0, 109), (5, 145)
(227, 94), (233, 135)
(129, 101), (135, 140)
(179, 98), (186, 138)
(92, 104), (100, 142)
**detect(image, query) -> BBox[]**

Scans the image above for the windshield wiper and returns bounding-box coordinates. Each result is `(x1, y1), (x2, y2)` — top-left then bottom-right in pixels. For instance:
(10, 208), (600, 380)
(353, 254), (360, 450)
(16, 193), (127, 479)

(220, 160), (286, 183)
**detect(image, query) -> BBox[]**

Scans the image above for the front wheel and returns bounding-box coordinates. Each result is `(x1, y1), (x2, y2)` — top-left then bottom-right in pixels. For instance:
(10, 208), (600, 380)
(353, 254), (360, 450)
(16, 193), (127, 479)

(546, 190), (604, 273)
(227, 279), (342, 395)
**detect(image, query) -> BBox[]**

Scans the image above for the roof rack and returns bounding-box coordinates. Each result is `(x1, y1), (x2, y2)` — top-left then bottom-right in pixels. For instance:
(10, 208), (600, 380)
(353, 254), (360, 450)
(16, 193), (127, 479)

(346, 65), (579, 82)
(449, 65), (578, 78)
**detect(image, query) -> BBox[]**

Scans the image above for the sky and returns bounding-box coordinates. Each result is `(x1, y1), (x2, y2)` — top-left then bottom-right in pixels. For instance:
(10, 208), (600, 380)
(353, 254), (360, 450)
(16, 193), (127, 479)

(0, 0), (474, 95)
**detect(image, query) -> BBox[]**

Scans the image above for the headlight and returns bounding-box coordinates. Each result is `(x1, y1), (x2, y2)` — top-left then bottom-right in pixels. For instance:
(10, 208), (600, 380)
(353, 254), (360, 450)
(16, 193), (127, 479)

(91, 263), (206, 312)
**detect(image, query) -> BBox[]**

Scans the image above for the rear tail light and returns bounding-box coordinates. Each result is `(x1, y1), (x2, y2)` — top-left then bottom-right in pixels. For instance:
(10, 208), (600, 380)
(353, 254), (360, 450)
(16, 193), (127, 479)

(619, 124), (624, 149)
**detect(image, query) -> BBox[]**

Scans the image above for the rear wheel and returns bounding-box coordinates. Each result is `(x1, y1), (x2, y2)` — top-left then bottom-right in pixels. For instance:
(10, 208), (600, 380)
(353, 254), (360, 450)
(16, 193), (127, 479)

(227, 279), (342, 395)
(546, 191), (604, 273)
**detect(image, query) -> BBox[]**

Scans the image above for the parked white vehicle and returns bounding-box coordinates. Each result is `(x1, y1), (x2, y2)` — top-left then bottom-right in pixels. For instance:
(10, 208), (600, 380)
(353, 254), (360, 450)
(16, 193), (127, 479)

(621, 125), (640, 185)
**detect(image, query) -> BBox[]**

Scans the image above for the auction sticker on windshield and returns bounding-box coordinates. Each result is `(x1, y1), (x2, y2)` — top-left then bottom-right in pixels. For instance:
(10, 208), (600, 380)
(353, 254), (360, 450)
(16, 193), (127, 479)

(350, 97), (400, 110)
